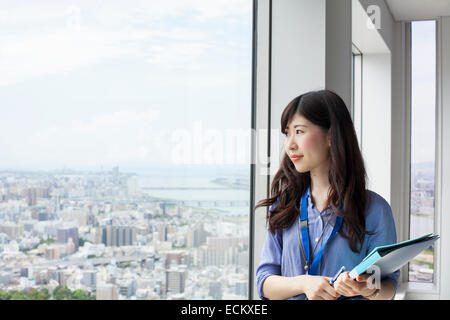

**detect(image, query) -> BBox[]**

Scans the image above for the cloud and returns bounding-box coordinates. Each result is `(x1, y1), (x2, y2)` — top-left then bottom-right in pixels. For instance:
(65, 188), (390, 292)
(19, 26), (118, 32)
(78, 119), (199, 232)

(0, 0), (251, 86)
(0, 29), (136, 86)
(0, 0), (253, 168)
(7, 110), (162, 166)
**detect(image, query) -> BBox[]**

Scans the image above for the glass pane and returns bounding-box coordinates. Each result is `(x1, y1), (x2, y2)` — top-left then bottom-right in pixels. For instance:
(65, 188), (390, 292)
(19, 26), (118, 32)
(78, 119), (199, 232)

(409, 20), (436, 283)
(0, 0), (252, 299)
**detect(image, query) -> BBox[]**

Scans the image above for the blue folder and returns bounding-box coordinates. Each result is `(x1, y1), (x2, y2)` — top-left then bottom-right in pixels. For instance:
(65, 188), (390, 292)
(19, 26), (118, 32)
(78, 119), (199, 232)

(349, 233), (440, 279)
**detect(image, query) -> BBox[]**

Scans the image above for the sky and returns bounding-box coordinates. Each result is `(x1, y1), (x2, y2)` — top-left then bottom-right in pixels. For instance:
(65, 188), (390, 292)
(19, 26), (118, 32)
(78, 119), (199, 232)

(0, 2), (436, 171)
(0, 0), (253, 170)
(411, 20), (436, 165)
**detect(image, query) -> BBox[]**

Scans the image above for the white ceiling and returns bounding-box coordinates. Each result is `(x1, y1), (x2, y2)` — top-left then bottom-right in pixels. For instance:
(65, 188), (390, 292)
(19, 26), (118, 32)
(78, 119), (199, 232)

(385, 0), (450, 21)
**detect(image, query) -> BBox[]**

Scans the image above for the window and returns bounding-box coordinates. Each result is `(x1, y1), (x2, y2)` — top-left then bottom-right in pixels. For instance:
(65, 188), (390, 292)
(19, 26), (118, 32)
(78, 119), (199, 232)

(0, 0), (252, 300)
(408, 20), (436, 283)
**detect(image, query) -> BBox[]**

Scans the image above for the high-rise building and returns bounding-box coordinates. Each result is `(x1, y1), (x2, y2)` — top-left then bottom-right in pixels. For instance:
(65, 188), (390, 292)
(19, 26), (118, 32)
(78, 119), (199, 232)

(57, 226), (79, 251)
(186, 223), (206, 248)
(96, 283), (118, 300)
(158, 224), (168, 242)
(0, 222), (24, 239)
(82, 270), (97, 288)
(112, 166), (119, 184)
(235, 280), (247, 297)
(100, 226), (136, 247)
(202, 236), (244, 266)
(117, 279), (137, 298)
(209, 281), (222, 299)
(159, 202), (166, 215)
(165, 267), (187, 294)
(126, 175), (139, 196)
(25, 188), (37, 206)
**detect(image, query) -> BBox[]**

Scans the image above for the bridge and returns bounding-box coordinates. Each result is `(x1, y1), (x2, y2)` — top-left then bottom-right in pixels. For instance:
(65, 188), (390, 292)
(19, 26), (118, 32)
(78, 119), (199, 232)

(149, 199), (249, 207)
(38, 254), (151, 269)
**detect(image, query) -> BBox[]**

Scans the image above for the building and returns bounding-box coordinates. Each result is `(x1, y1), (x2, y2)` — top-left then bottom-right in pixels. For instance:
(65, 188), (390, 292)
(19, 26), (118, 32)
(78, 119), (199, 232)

(186, 223), (206, 248)
(164, 251), (189, 268)
(24, 188), (37, 206)
(82, 270), (97, 289)
(117, 279), (137, 298)
(126, 175), (139, 196)
(158, 224), (175, 242)
(209, 281), (222, 300)
(165, 266), (187, 294)
(100, 226), (136, 247)
(0, 222), (24, 239)
(57, 226), (79, 251)
(235, 280), (247, 297)
(202, 236), (245, 266)
(96, 283), (118, 300)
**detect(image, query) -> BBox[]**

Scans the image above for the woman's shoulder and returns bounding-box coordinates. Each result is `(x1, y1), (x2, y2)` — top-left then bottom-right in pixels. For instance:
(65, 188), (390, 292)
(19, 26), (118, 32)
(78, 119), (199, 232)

(364, 189), (394, 222)
(365, 189), (390, 209)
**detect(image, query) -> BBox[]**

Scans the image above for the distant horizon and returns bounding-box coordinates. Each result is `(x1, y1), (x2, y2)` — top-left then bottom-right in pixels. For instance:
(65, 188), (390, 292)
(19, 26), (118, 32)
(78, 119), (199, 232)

(0, 160), (434, 174)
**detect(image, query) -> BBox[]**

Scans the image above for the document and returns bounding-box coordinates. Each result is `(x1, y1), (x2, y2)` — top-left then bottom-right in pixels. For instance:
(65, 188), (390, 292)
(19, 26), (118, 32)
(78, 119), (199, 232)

(349, 233), (439, 279)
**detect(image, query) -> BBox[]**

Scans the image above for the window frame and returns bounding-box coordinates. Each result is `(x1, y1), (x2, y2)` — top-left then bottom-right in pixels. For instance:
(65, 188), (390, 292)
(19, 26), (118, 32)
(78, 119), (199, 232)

(404, 20), (440, 297)
(351, 43), (363, 150)
(407, 19), (438, 286)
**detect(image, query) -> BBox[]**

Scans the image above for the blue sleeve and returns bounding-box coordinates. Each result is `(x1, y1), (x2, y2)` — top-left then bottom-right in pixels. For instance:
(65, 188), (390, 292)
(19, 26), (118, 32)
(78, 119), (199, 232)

(365, 193), (401, 299)
(255, 199), (282, 300)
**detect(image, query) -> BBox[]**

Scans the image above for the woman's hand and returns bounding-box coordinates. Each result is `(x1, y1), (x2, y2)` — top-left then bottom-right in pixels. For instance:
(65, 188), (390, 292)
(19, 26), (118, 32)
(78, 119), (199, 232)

(333, 272), (377, 298)
(301, 275), (340, 300)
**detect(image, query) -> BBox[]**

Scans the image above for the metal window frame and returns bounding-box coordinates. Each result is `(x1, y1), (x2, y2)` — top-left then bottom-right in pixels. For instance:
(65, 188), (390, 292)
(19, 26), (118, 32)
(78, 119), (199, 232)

(406, 20), (440, 294)
(249, 0), (271, 300)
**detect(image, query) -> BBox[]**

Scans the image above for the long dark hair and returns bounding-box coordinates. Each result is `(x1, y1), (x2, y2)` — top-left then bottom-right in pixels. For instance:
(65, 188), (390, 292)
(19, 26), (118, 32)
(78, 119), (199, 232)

(254, 89), (370, 253)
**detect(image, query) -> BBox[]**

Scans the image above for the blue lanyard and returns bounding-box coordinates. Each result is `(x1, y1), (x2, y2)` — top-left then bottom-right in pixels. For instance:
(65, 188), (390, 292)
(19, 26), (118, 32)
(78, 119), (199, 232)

(299, 186), (343, 275)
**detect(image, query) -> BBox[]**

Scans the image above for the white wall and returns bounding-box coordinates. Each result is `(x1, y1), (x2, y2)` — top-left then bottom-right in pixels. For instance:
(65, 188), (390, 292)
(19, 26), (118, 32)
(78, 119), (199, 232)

(361, 53), (392, 203)
(353, 0), (394, 204)
(270, 0), (326, 173)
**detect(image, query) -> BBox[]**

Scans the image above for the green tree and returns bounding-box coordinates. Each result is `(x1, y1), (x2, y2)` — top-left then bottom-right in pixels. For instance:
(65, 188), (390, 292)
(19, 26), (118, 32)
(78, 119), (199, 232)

(27, 289), (40, 300)
(71, 289), (94, 300)
(39, 288), (50, 300)
(26, 288), (50, 300)
(9, 290), (27, 300)
(53, 286), (71, 300)
(0, 290), (9, 300)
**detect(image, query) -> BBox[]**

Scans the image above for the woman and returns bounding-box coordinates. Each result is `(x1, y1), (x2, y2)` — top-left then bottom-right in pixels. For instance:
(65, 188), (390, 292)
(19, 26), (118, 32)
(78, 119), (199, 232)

(255, 89), (400, 300)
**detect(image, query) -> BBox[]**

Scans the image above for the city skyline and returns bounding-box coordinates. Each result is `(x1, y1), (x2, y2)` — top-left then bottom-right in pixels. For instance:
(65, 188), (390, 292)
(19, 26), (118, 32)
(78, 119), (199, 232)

(0, 166), (250, 300)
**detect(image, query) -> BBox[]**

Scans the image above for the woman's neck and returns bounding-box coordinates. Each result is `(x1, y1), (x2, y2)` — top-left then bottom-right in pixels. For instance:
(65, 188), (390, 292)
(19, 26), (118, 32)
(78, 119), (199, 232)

(309, 159), (331, 211)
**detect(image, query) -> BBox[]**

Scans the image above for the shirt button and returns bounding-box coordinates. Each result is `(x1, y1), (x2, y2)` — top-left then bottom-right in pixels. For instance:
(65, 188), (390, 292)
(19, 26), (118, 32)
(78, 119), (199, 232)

(315, 238), (319, 242)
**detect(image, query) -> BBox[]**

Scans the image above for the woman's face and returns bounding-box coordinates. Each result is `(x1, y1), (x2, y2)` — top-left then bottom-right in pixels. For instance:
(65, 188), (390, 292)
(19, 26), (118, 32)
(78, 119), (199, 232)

(284, 113), (331, 173)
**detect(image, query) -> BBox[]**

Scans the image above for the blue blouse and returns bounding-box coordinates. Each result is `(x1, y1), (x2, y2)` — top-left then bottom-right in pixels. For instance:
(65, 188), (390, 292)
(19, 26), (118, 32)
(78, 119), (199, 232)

(256, 189), (400, 300)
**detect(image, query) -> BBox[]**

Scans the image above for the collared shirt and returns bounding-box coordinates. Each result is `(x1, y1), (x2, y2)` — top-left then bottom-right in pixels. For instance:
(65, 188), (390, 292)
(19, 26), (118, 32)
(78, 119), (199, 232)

(256, 189), (400, 300)
(306, 189), (337, 262)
